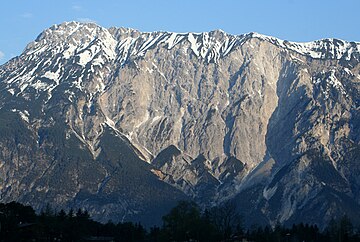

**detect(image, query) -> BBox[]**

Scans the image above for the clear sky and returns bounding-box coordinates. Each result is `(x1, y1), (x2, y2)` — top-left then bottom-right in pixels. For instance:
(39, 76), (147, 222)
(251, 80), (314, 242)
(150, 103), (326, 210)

(0, 0), (359, 65)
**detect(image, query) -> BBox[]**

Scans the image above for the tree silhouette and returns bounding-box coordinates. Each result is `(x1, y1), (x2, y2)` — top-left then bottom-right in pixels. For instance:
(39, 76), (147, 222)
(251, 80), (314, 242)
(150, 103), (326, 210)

(162, 201), (202, 241)
(208, 201), (243, 240)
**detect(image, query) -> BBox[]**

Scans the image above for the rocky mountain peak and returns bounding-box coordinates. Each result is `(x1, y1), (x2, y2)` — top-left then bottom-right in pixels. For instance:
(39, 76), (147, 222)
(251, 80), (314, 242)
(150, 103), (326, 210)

(0, 22), (360, 228)
(250, 32), (360, 60)
(17, 21), (360, 69)
(25, 21), (116, 56)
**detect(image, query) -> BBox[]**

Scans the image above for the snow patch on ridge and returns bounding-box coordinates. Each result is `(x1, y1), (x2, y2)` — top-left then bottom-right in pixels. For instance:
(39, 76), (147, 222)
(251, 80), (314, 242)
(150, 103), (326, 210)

(78, 50), (93, 66)
(11, 109), (30, 123)
(188, 33), (201, 57)
(165, 33), (185, 49)
(42, 70), (60, 83)
(312, 69), (348, 99)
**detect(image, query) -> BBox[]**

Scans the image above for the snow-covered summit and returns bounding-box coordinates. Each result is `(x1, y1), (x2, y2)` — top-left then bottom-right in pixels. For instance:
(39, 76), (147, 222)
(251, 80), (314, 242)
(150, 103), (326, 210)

(2, 21), (360, 101)
(19, 21), (360, 66)
(249, 32), (359, 60)
(24, 21), (117, 61)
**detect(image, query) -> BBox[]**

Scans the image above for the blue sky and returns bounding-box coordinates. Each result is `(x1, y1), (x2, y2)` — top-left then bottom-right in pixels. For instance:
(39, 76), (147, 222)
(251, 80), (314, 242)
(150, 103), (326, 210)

(0, 0), (359, 65)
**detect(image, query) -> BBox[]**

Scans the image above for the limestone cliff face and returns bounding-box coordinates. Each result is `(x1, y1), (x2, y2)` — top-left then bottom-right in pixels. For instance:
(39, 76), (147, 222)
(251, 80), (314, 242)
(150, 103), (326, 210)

(0, 22), (359, 227)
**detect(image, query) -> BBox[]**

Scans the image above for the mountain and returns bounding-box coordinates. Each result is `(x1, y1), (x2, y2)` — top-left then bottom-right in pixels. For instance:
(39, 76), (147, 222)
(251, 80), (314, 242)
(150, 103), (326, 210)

(0, 21), (359, 228)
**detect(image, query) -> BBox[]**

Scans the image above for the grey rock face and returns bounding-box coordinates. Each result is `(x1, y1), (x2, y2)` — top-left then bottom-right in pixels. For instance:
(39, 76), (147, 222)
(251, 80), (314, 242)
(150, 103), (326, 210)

(0, 21), (359, 227)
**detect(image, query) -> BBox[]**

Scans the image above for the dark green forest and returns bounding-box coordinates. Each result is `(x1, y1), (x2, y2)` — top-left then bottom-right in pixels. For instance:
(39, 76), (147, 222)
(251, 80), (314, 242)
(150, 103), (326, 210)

(0, 201), (359, 242)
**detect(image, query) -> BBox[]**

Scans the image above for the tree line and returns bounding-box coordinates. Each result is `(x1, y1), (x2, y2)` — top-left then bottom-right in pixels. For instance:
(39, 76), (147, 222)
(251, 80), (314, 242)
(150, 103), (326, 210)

(0, 200), (359, 241)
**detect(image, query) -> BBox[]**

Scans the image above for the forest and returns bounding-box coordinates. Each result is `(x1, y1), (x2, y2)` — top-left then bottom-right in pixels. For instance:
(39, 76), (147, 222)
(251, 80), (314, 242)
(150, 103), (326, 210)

(0, 200), (359, 242)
